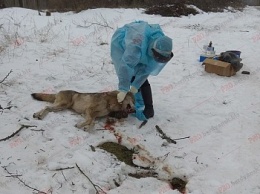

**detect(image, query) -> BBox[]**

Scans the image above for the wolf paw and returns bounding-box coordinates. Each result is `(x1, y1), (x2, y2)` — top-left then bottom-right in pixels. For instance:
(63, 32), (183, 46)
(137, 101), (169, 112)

(33, 113), (43, 120)
(75, 122), (94, 131)
(83, 125), (92, 131)
(75, 123), (83, 129)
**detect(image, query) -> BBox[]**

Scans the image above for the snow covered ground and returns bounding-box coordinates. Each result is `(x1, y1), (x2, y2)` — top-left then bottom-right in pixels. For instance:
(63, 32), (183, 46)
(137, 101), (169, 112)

(0, 5), (260, 194)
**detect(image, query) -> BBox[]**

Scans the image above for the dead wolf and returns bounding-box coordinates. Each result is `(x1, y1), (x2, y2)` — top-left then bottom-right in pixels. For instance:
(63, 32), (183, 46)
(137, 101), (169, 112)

(31, 90), (135, 130)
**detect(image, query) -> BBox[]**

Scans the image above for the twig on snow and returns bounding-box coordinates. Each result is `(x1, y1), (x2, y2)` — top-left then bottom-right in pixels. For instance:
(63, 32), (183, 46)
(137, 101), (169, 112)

(95, 128), (106, 131)
(75, 22), (113, 29)
(173, 136), (190, 141)
(0, 105), (13, 114)
(2, 166), (47, 194)
(53, 166), (75, 171)
(90, 145), (96, 152)
(0, 125), (37, 142)
(57, 182), (62, 190)
(73, 13), (113, 29)
(6, 174), (22, 177)
(139, 120), (148, 129)
(61, 171), (67, 182)
(161, 152), (170, 162)
(155, 125), (177, 144)
(0, 69), (13, 85)
(76, 163), (106, 194)
(30, 129), (45, 132)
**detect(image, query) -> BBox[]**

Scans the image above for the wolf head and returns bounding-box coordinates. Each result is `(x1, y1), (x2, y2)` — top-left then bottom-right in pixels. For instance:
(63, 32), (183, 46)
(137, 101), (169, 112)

(122, 92), (135, 112)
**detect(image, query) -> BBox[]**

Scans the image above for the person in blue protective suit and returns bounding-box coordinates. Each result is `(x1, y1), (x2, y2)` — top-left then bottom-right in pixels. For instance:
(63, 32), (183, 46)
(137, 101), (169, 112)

(110, 20), (173, 121)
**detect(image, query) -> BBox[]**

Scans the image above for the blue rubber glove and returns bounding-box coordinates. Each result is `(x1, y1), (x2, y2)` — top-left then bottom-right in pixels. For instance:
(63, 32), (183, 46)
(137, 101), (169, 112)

(132, 90), (147, 121)
(134, 91), (144, 110)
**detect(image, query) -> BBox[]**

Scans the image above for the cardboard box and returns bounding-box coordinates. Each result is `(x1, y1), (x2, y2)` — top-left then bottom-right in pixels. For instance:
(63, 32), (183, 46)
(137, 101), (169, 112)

(203, 58), (236, 77)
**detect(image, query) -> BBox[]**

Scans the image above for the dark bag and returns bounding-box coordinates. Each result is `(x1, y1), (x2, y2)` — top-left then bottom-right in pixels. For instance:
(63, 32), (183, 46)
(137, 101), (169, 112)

(218, 51), (243, 72)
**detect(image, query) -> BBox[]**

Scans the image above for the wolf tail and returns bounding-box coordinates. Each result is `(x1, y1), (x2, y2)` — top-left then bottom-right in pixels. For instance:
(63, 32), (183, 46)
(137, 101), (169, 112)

(31, 93), (56, 103)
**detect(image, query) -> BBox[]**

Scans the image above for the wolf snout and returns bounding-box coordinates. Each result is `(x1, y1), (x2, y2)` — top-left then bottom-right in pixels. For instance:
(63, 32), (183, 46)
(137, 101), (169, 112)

(126, 104), (135, 114)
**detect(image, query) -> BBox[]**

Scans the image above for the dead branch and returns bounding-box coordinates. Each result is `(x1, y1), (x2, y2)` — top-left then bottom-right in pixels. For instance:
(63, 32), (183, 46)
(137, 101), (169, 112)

(98, 13), (113, 29)
(52, 167), (75, 171)
(73, 14), (113, 29)
(6, 174), (22, 177)
(0, 105), (13, 114)
(155, 125), (177, 144)
(162, 152), (170, 162)
(139, 120), (148, 129)
(95, 128), (106, 131)
(57, 182), (62, 190)
(196, 156), (199, 164)
(31, 129), (45, 132)
(75, 22), (113, 29)
(173, 136), (190, 141)
(0, 125), (37, 142)
(76, 163), (106, 194)
(61, 171), (67, 182)
(90, 145), (96, 152)
(0, 69), (13, 85)
(2, 166), (47, 194)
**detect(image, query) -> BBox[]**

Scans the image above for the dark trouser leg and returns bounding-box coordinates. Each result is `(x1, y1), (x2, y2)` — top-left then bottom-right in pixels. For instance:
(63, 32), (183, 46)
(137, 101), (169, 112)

(140, 80), (154, 119)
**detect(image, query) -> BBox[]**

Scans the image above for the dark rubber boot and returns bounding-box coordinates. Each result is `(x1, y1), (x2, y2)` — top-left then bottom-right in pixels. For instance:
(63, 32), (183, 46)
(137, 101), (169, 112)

(140, 81), (154, 119)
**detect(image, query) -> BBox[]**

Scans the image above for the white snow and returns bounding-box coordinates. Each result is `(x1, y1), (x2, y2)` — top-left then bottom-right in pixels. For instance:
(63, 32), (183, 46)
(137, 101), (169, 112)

(0, 5), (260, 194)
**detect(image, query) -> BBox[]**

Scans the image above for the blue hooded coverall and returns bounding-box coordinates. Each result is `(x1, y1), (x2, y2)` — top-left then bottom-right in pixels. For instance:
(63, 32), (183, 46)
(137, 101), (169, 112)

(110, 21), (172, 120)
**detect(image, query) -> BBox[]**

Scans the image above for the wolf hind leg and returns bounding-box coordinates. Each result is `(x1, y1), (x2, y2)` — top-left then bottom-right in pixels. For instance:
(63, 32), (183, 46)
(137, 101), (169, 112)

(75, 109), (109, 131)
(75, 110), (96, 131)
(75, 119), (95, 131)
(33, 103), (69, 120)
